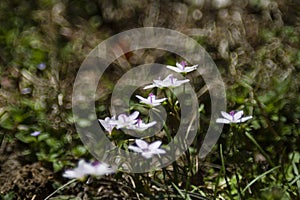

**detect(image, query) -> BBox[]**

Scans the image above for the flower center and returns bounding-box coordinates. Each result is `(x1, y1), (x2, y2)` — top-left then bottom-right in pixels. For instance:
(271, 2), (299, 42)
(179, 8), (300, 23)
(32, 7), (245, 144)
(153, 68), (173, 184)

(121, 115), (127, 123)
(149, 93), (154, 103)
(142, 148), (150, 152)
(169, 75), (174, 84)
(180, 61), (187, 69)
(91, 161), (100, 166)
(137, 119), (142, 127)
(229, 111), (235, 120)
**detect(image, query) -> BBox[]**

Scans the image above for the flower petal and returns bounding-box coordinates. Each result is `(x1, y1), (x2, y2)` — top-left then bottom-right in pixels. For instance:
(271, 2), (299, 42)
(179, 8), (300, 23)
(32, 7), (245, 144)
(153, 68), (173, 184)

(128, 145), (143, 153)
(164, 74), (174, 80)
(135, 139), (149, 149)
(174, 79), (189, 87)
(233, 110), (244, 121)
(144, 84), (156, 89)
(63, 170), (85, 179)
(78, 160), (95, 174)
(239, 116), (253, 122)
(166, 65), (183, 73)
(184, 65), (198, 72)
(30, 131), (41, 136)
(149, 140), (162, 150)
(98, 119), (115, 132)
(63, 160), (89, 179)
(93, 163), (115, 176)
(141, 152), (154, 159)
(152, 148), (166, 154)
(144, 121), (157, 128)
(216, 118), (231, 124)
(175, 62), (183, 68)
(221, 111), (232, 121)
(136, 95), (147, 102)
(129, 111), (139, 120)
(155, 97), (167, 103)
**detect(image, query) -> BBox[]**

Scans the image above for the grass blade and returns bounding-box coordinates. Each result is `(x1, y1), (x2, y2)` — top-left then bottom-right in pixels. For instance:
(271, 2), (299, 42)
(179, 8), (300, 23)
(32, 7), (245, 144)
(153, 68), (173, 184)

(242, 166), (280, 193)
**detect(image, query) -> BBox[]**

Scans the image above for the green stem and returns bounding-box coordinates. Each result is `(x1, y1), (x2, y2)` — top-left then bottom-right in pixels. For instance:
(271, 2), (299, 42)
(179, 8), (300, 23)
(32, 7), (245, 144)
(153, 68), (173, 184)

(242, 166), (280, 193)
(220, 144), (234, 200)
(245, 131), (275, 167)
(44, 179), (77, 200)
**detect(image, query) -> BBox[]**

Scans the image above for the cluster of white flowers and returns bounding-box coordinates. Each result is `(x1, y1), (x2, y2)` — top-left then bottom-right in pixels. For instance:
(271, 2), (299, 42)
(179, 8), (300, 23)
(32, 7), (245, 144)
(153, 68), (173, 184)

(63, 61), (198, 179)
(63, 61), (253, 180)
(98, 111), (157, 133)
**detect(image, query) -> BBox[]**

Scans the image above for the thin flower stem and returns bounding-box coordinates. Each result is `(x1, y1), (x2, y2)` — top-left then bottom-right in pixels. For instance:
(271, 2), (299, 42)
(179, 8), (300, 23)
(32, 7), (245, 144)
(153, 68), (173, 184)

(245, 131), (275, 167)
(172, 162), (179, 185)
(233, 157), (243, 199)
(235, 171), (242, 199)
(172, 182), (192, 200)
(44, 179), (77, 200)
(219, 144), (234, 200)
(242, 165), (280, 193)
(163, 122), (171, 142)
(184, 149), (192, 195)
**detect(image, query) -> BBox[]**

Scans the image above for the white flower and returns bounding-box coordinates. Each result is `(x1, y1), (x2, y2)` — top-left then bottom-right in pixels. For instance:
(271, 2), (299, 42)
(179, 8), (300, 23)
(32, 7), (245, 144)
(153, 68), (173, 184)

(63, 160), (115, 179)
(90, 161), (115, 176)
(144, 74), (190, 89)
(21, 88), (32, 94)
(99, 112), (156, 132)
(135, 93), (167, 107)
(216, 110), (253, 124)
(37, 63), (46, 70)
(111, 111), (140, 129)
(128, 139), (166, 159)
(127, 119), (157, 131)
(30, 131), (41, 136)
(166, 61), (198, 73)
(98, 116), (116, 134)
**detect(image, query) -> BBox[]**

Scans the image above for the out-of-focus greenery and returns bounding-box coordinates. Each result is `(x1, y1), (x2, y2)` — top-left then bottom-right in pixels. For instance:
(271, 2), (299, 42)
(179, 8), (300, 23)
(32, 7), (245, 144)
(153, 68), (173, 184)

(0, 0), (299, 199)
(0, 0), (100, 173)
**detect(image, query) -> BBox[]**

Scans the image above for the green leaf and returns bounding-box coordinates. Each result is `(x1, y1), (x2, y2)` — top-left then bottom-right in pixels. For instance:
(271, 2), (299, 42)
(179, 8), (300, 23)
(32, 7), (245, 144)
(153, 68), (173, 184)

(15, 132), (36, 143)
(0, 113), (15, 130)
(53, 160), (64, 172)
(242, 166), (280, 193)
(1, 191), (15, 200)
(37, 133), (50, 141)
(172, 182), (192, 200)
(72, 145), (87, 157)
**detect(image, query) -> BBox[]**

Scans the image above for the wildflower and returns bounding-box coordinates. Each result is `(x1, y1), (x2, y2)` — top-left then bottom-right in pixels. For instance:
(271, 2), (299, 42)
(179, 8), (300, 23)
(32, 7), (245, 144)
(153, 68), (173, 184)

(111, 111), (140, 129)
(166, 61), (198, 73)
(37, 63), (46, 70)
(135, 93), (167, 107)
(99, 112), (156, 132)
(128, 139), (166, 159)
(127, 119), (157, 131)
(21, 88), (32, 94)
(216, 110), (253, 124)
(63, 160), (115, 179)
(98, 116), (116, 134)
(30, 131), (41, 136)
(144, 74), (189, 89)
